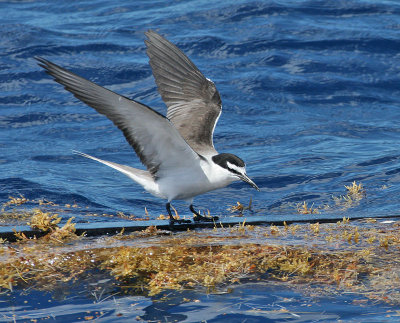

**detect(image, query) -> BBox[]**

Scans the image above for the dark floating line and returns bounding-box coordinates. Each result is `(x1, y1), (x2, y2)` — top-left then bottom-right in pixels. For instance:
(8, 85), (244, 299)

(1, 213), (399, 242)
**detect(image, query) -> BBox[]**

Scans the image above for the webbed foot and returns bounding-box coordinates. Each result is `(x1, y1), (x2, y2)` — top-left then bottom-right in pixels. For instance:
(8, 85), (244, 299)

(193, 214), (219, 222)
(190, 204), (219, 222)
(166, 202), (192, 227)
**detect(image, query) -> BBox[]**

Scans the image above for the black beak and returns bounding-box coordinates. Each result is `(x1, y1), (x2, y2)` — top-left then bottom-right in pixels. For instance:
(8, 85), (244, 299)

(239, 174), (260, 191)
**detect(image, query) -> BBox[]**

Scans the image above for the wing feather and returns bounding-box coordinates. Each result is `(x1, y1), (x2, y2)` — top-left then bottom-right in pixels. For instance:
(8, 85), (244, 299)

(36, 57), (200, 178)
(145, 30), (222, 156)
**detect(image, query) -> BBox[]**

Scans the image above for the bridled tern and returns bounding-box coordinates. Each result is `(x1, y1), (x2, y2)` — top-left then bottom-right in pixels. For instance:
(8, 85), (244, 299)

(36, 30), (259, 226)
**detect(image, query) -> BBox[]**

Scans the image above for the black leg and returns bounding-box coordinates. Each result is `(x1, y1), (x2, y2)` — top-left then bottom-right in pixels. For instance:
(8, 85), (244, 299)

(190, 204), (219, 222)
(166, 202), (191, 226)
(166, 202), (174, 224)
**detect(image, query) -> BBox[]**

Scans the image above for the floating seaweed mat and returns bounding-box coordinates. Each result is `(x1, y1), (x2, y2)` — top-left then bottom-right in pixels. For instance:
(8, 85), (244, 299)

(2, 181), (396, 241)
(0, 216), (400, 305)
(1, 212), (400, 242)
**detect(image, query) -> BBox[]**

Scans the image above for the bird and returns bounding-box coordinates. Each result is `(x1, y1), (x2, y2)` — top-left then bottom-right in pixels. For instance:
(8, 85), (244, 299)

(36, 30), (259, 226)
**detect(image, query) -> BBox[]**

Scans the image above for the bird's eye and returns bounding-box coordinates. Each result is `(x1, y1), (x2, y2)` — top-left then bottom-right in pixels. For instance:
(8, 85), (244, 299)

(228, 167), (240, 175)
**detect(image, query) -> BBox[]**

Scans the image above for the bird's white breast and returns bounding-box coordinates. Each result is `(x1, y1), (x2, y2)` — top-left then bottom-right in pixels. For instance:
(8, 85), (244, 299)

(156, 156), (236, 201)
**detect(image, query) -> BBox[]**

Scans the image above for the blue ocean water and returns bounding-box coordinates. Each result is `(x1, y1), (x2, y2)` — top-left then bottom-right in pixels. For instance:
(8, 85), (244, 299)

(1, 1), (400, 321)
(1, 1), (400, 222)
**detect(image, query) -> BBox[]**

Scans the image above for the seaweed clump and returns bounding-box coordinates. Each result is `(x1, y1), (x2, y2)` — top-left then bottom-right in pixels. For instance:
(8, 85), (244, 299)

(1, 193), (400, 306)
(0, 217), (399, 305)
(295, 181), (367, 214)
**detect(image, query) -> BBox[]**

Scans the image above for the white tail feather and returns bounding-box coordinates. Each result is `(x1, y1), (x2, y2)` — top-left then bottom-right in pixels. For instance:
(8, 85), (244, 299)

(73, 150), (162, 198)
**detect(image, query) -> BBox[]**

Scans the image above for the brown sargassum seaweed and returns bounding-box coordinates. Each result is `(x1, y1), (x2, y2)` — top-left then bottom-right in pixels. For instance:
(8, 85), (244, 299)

(0, 190), (399, 305)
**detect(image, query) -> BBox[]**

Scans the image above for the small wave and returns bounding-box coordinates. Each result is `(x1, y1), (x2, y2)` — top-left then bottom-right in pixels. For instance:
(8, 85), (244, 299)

(0, 177), (105, 209)
(357, 155), (400, 167)
(0, 112), (96, 129)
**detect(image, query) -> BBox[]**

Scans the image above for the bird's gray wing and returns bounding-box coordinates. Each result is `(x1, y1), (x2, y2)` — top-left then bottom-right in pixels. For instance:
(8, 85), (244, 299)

(145, 30), (222, 156)
(36, 57), (200, 178)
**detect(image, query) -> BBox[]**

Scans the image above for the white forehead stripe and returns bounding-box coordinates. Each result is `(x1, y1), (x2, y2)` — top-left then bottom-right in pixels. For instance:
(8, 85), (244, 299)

(226, 161), (245, 174)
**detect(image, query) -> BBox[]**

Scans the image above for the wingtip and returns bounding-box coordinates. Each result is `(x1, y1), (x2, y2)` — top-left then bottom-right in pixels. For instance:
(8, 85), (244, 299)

(145, 29), (157, 37)
(34, 56), (48, 63)
(35, 56), (56, 72)
(35, 56), (47, 68)
(145, 30), (167, 44)
(72, 150), (87, 158)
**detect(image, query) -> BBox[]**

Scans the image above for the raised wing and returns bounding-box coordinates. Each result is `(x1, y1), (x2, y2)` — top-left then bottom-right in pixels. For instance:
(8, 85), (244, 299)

(36, 57), (200, 178)
(145, 30), (222, 156)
